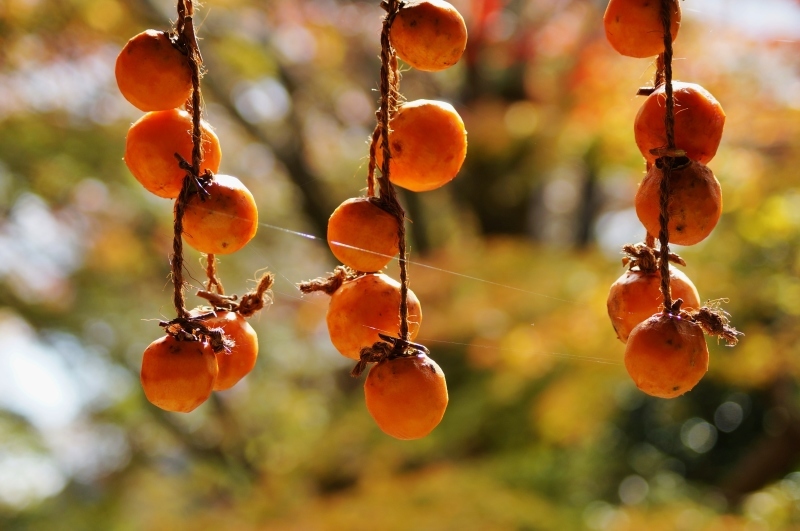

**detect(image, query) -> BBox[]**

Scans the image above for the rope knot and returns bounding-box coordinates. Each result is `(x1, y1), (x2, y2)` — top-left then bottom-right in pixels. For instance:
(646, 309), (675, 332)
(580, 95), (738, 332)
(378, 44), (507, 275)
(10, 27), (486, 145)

(350, 332), (430, 377)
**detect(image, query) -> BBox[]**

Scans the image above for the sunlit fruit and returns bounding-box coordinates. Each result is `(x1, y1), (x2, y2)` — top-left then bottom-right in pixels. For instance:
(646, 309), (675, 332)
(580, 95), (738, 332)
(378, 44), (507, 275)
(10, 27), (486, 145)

(603, 0), (681, 58)
(364, 353), (448, 439)
(197, 310), (258, 391)
(124, 109), (222, 199)
(634, 82), (725, 165)
(635, 158), (722, 246)
(625, 312), (708, 398)
(375, 99), (467, 192)
(115, 30), (193, 112)
(182, 174), (258, 255)
(607, 266), (701, 343)
(327, 273), (422, 360)
(390, 0), (467, 72)
(327, 197), (399, 272)
(140, 334), (218, 412)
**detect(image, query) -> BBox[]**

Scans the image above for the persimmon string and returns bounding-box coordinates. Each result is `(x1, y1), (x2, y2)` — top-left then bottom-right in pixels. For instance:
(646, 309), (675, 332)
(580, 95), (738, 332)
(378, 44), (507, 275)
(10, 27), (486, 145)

(204, 254), (225, 294)
(657, 0), (676, 312)
(169, 0), (206, 319)
(370, 0), (411, 347)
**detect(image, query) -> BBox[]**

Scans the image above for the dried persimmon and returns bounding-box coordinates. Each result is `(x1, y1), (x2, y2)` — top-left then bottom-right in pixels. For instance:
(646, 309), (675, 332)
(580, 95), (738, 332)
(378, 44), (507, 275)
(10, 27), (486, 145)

(375, 99), (467, 192)
(116, 30), (193, 112)
(364, 353), (448, 439)
(182, 174), (258, 255)
(604, 0), (681, 58)
(634, 82), (725, 165)
(326, 273), (422, 360)
(608, 267), (701, 343)
(625, 312), (708, 398)
(327, 197), (399, 273)
(124, 109), (221, 198)
(390, 0), (467, 72)
(193, 310), (259, 391)
(635, 158), (722, 246)
(140, 334), (218, 412)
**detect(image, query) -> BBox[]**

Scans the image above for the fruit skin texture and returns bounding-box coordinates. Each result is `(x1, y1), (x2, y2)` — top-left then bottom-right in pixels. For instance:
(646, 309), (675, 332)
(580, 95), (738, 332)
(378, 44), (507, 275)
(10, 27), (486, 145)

(327, 273), (422, 360)
(327, 197), (399, 272)
(116, 30), (193, 112)
(364, 353), (448, 440)
(140, 334), (218, 412)
(390, 0), (467, 72)
(604, 0), (681, 58)
(200, 311), (258, 391)
(635, 159), (722, 246)
(376, 99), (467, 192)
(635, 82), (725, 165)
(625, 313), (708, 399)
(607, 266), (701, 343)
(182, 174), (258, 255)
(124, 109), (222, 199)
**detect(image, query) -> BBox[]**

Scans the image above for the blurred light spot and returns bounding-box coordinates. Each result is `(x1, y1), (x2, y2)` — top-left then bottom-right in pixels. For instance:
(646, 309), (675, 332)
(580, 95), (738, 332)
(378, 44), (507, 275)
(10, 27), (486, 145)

(339, 126), (371, 161)
(714, 401), (744, 433)
(583, 501), (626, 531)
(779, 477), (800, 500)
(680, 418), (718, 453)
(48, 422), (130, 483)
(543, 178), (578, 214)
(335, 89), (373, 126)
(618, 474), (649, 505)
(675, 508), (704, 530)
(0, 452), (66, 508)
(504, 101), (539, 138)
(0, 312), (82, 428)
(473, 307), (509, 340)
(273, 25), (316, 64)
(239, 143), (277, 180)
(233, 78), (291, 124)
(485, 10), (518, 42)
(691, 0), (800, 40)
(72, 178), (109, 213)
(744, 491), (780, 522)
(0, 193), (85, 305)
(0, 161), (10, 204)
(83, 319), (116, 348)
(595, 209), (643, 258)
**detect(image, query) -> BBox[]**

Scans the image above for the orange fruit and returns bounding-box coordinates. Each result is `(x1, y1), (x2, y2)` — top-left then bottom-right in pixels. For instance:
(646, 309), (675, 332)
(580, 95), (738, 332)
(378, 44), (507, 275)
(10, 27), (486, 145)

(182, 174), (258, 255)
(192, 310), (259, 391)
(634, 82), (725, 165)
(635, 158), (722, 246)
(390, 0), (467, 72)
(327, 197), (399, 272)
(115, 30), (193, 112)
(625, 312), (708, 398)
(604, 0), (681, 58)
(124, 109), (222, 199)
(326, 273), (422, 360)
(140, 334), (218, 412)
(375, 99), (467, 192)
(364, 353), (448, 439)
(607, 266), (701, 343)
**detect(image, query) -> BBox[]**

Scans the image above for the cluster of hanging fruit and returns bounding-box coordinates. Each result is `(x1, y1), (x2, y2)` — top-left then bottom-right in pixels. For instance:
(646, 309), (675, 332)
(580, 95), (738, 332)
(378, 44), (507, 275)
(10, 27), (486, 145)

(604, 0), (740, 399)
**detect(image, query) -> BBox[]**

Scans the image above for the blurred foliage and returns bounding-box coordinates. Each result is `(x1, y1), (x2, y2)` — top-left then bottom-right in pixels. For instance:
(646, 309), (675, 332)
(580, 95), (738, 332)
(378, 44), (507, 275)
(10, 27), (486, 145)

(2, 0), (800, 529)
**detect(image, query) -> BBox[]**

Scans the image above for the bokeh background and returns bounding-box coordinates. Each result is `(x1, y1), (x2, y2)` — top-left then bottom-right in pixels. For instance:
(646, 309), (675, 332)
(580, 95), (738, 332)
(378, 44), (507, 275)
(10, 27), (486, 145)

(2, 0), (800, 528)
